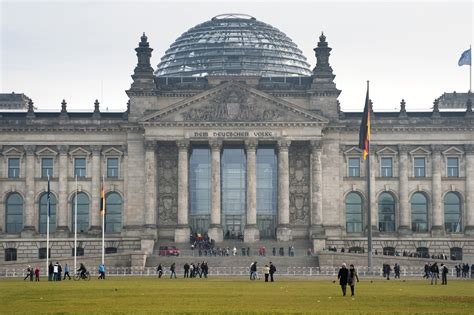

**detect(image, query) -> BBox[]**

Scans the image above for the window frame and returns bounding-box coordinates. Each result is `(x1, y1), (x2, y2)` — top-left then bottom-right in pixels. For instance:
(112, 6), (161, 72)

(41, 157), (54, 178)
(348, 157), (361, 177)
(446, 157), (459, 178)
(413, 156), (426, 178)
(74, 157), (87, 178)
(106, 157), (119, 178)
(8, 157), (21, 178)
(380, 157), (393, 177)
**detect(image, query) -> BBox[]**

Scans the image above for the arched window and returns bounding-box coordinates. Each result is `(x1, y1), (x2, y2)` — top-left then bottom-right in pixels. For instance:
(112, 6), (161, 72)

(39, 193), (57, 234)
(444, 192), (462, 233)
(378, 192), (395, 232)
(6, 193), (23, 233)
(72, 192), (89, 233)
(105, 192), (122, 233)
(411, 193), (428, 232)
(345, 193), (363, 233)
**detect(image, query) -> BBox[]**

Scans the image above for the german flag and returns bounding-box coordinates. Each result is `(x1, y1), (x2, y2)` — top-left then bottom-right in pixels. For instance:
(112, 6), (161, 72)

(100, 181), (106, 216)
(358, 84), (371, 160)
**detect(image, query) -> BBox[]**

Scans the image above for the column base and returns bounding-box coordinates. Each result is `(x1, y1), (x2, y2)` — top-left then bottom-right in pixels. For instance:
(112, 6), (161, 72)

(276, 225), (292, 242)
(140, 239), (155, 255)
(55, 226), (70, 237)
(463, 225), (474, 236)
(21, 226), (36, 237)
(207, 225), (223, 242)
(243, 225), (260, 243)
(398, 225), (412, 236)
(88, 225), (102, 235)
(174, 225), (191, 243)
(310, 224), (325, 238)
(431, 225), (445, 237)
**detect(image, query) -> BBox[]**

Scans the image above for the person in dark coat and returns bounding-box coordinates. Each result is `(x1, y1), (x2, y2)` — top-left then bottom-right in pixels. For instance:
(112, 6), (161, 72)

(430, 262), (439, 285)
(48, 262), (54, 281)
(156, 264), (163, 278)
(269, 262), (276, 282)
(183, 263), (190, 278)
(441, 263), (448, 285)
(337, 263), (349, 296)
(348, 264), (360, 296)
(170, 263), (177, 279)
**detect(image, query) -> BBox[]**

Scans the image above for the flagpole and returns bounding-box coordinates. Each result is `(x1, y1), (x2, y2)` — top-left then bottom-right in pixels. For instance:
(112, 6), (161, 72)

(46, 173), (50, 278)
(101, 174), (105, 265)
(74, 175), (78, 272)
(366, 80), (373, 276)
(470, 44), (472, 92)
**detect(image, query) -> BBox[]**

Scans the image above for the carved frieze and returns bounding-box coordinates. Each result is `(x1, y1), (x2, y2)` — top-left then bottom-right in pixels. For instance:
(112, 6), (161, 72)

(157, 144), (178, 225)
(289, 143), (310, 225)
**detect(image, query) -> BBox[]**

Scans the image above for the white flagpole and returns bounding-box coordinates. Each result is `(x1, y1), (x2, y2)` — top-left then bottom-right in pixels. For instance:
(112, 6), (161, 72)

(102, 174), (105, 265)
(74, 175), (78, 272)
(470, 45), (472, 92)
(46, 173), (50, 278)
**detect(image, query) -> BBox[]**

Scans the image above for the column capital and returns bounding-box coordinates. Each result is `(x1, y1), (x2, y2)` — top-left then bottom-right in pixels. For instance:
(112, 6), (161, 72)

(176, 139), (190, 151)
(397, 144), (410, 153)
(277, 139), (291, 152)
(430, 144), (443, 154)
(310, 140), (322, 152)
(464, 144), (474, 154)
(57, 145), (69, 155)
(210, 139), (222, 151)
(144, 140), (156, 151)
(24, 145), (36, 155)
(90, 145), (102, 155)
(244, 139), (258, 151)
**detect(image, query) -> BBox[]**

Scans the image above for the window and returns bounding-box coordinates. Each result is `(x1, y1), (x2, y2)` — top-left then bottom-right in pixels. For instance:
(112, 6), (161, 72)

(41, 158), (53, 177)
(5, 248), (17, 261)
(345, 193), (363, 233)
(411, 193), (428, 232)
(105, 192), (122, 233)
(256, 146), (277, 239)
(416, 247), (430, 258)
(105, 247), (117, 254)
(450, 247), (462, 261)
(74, 158), (86, 177)
(72, 247), (84, 257)
(6, 193), (23, 233)
(378, 192), (395, 232)
(38, 248), (51, 259)
(348, 157), (360, 177)
(447, 157), (459, 177)
(8, 158), (20, 178)
(72, 192), (89, 233)
(39, 193), (57, 234)
(383, 247), (396, 256)
(381, 157), (393, 177)
(413, 157), (425, 177)
(444, 192), (462, 233)
(189, 147), (211, 234)
(107, 158), (119, 178)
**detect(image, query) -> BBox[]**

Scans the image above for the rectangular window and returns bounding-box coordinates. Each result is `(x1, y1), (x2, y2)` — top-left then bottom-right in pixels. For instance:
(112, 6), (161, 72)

(348, 157), (360, 177)
(38, 248), (51, 259)
(8, 158), (20, 178)
(41, 158), (53, 177)
(413, 157), (425, 177)
(447, 157), (459, 177)
(381, 157), (393, 177)
(107, 158), (119, 178)
(5, 248), (17, 261)
(74, 158), (86, 177)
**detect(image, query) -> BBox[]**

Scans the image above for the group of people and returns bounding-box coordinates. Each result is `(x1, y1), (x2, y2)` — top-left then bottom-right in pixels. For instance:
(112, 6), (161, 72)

(249, 261), (277, 282)
(382, 263), (401, 280)
(23, 265), (40, 281)
(47, 262), (71, 281)
(155, 262), (209, 279)
(454, 263), (473, 278)
(337, 263), (359, 296)
(423, 262), (449, 285)
(22, 262), (105, 281)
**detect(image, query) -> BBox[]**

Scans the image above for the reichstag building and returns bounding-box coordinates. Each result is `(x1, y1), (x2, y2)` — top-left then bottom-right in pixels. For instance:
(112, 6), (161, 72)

(1, 14), (473, 262)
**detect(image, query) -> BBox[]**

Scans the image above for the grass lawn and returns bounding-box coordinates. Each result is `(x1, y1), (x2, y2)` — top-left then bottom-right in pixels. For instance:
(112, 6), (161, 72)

(0, 277), (473, 314)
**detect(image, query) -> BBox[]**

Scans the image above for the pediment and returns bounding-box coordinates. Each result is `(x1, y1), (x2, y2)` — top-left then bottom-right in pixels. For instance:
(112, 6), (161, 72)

(376, 146), (398, 156)
(36, 147), (58, 157)
(342, 146), (363, 162)
(102, 147), (123, 157)
(442, 146), (464, 156)
(409, 146), (430, 156)
(3, 147), (24, 156)
(69, 147), (90, 157)
(141, 81), (328, 125)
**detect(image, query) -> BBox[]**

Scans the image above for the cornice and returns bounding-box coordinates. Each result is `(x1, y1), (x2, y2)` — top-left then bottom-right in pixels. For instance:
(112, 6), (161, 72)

(140, 121), (325, 128)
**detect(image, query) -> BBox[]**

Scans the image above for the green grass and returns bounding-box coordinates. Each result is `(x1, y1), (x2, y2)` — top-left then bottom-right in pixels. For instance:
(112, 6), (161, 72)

(0, 277), (473, 314)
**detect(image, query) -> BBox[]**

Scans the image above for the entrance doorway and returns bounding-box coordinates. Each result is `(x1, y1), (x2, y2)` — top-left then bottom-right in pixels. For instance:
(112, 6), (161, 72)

(257, 215), (276, 238)
(223, 214), (243, 239)
(189, 215), (210, 234)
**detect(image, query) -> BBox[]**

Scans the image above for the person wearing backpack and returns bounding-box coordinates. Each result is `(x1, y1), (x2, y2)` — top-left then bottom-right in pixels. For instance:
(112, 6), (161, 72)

(269, 262), (277, 282)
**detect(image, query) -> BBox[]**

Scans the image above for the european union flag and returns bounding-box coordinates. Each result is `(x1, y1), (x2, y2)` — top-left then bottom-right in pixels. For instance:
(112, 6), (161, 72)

(458, 48), (471, 66)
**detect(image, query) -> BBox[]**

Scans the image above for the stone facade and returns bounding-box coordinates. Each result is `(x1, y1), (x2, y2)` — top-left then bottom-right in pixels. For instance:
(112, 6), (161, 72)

(0, 28), (473, 265)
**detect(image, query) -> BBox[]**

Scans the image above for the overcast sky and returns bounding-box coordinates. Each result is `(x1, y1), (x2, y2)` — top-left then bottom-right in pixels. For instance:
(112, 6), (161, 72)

(1, 0), (473, 112)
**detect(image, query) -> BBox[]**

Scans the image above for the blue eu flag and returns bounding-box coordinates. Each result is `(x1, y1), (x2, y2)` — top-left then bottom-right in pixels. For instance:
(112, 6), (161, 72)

(458, 48), (471, 66)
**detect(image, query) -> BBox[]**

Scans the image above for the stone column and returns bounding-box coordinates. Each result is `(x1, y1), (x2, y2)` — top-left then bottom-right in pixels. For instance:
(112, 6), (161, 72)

(56, 145), (69, 235)
(174, 140), (190, 242)
(431, 145), (444, 236)
(89, 145), (102, 234)
(369, 150), (378, 235)
(310, 140), (324, 237)
(277, 139), (292, 241)
(22, 145), (36, 236)
(464, 144), (474, 235)
(144, 141), (157, 238)
(244, 140), (259, 242)
(398, 145), (411, 235)
(208, 140), (223, 242)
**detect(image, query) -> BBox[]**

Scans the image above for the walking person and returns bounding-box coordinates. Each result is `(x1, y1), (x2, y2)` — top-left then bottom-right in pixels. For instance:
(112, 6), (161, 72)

(98, 263), (106, 280)
(183, 263), (190, 278)
(58, 263), (62, 281)
(156, 264), (163, 278)
(263, 264), (270, 282)
(430, 262), (439, 285)
(170, 263), (177, 279)
(53, 262), (59, 281)
(269, 262), (276, 282)
(202, 261), (208, 278)
(34, 266), (40, 282)
(337, 263), (349, 296)
(348, 264), (360, 296)
(24, 266), (32, 281)
(250, 261), (257, 280)
(394, 263), (401, 279)
(441, 263), (448, 285)
(63, 264), (71, 280)
(48, 262), (54, 281)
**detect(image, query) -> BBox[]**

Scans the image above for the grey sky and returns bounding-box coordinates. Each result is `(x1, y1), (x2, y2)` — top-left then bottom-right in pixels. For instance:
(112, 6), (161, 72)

(1, 0), (472, 112)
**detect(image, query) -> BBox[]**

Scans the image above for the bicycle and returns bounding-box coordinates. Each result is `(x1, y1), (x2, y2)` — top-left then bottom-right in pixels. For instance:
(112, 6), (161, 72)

(73, 271), (91, 281)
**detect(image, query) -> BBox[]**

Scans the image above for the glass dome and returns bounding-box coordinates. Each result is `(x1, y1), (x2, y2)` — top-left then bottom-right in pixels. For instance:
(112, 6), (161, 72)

(155, 14), (312, 77)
